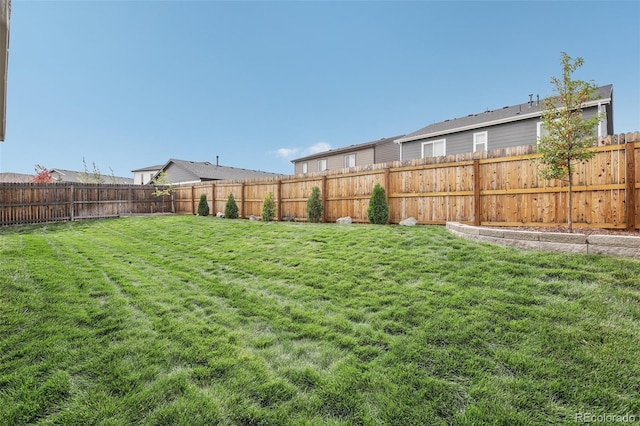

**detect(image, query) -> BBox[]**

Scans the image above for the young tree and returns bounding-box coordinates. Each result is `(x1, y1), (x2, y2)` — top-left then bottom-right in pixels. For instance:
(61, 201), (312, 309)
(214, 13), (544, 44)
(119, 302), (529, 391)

(197, 194), (210, 216)
(367, 183), (389, 225)
(225, 193), (239, 219)
(537, 52), (603, 232)
(78, 158), (105, 184)
(306, 186), (323, 223)
(32, 164), (53, 183)
(151, 171), (175, 213)
(261, 192), (276, 222)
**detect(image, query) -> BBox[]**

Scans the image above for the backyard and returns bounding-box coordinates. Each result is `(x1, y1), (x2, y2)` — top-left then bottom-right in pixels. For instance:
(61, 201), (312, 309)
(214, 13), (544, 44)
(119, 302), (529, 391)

(1, 216), (639, 425)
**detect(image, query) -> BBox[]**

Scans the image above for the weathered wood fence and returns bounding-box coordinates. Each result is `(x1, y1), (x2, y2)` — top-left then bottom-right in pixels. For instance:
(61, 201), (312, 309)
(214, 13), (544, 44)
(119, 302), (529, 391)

(174, 132), (640, 230)
(0, 183), (173, 226)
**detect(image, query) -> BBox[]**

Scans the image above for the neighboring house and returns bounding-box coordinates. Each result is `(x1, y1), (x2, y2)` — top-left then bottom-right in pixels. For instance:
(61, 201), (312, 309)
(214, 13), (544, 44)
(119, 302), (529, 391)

(132, 164), (163, 185)
(155, 158), (284, 185)
(395, 85), (614, 160)
(291, 135), (404, 175)
(50, 168), (134, 184)
(0, 172), (33, 183)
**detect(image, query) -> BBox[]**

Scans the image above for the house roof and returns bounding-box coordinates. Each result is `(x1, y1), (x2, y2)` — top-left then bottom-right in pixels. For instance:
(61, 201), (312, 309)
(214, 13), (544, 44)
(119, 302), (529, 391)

(395, 84), (613, 144)
(131, 164), (163, 173)
(0, 172), (32, 183)
(161, 158), (284, 182)
(291, 135), (405, 162)
(50, 168), (134, 184)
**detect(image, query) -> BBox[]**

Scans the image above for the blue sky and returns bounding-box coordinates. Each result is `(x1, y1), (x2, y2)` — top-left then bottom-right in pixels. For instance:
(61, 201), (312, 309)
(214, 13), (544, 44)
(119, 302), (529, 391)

(1, 0), (639, 178)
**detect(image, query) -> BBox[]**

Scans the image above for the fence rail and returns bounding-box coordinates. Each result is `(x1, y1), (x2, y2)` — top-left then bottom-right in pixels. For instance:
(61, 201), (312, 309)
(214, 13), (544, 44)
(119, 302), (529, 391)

(0, 183), (173, 226)
(174, 132), (640, 230)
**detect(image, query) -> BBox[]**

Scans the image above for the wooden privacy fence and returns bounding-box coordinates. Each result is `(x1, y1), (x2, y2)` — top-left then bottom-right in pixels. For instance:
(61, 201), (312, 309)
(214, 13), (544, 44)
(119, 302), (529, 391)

(175, 132), (640, 230)
(0, 183), (173, 226)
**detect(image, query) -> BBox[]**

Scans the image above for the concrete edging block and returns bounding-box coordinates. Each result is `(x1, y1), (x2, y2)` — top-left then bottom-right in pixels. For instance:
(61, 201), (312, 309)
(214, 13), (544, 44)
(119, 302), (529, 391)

(445, 222), (640, 259)
(587, 235), (640, 248)
(539, 232), (588, 244)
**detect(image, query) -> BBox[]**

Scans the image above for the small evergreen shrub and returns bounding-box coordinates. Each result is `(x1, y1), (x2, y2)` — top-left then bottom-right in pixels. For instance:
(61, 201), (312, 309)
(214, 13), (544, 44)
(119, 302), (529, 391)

(306, 186), (323, 223)
(225, 193), (239, 219)
(261, 192), (276, 222)
(367, 183), (389, 224)
(197, 194), (210, 216)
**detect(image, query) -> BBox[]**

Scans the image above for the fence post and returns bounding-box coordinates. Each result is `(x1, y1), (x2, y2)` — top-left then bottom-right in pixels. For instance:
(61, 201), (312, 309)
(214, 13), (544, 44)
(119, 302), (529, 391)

(322, 175), (328, 223)
(128, 185), (133, 214)
(191, 185), (195, 215)
(626, 137), (636, 231)
(277, 180), (282, 221)
(384, 168), (391, 223)
(211, 183), (219, 216)
(241, 182), (245, 219)
(70, 185), (75, 221)
(473, 159), (481, 226)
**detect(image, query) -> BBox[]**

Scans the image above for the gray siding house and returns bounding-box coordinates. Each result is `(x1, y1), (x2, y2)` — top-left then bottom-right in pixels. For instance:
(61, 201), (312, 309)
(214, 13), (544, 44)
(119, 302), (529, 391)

(292, 135), (403, 175)
(395, 85), (613, 160)
(132, 164), (163, 185)
(157, 158), (283, 184)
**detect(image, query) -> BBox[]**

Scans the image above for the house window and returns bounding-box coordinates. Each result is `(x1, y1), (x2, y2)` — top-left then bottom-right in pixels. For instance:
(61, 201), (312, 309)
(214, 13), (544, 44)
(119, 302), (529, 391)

(473, 131), (488, 152)
(318, 159), (327, 172)
(536, 121), (549, 142)
(344, 154), (356, 168)
(421, 139), (446, 158)
(302, 162), (308, 174)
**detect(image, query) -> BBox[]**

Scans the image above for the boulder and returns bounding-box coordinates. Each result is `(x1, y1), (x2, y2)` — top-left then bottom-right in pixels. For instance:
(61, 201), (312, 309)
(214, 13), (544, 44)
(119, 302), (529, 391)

(249, 215), (260, 221)
(399, 217), (418, 226)
(336, 216), (352, 224)
(216, 212), (225, 218)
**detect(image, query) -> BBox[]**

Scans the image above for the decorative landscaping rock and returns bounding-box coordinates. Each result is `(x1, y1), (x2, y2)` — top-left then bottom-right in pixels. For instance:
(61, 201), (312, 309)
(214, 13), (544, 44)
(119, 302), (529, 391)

(284, 216), (295, 222)
(249, 215), (260, 221)
(216, 212), (225, 218)
(399, 217), (418, 226)
(336, 216), (352, 224)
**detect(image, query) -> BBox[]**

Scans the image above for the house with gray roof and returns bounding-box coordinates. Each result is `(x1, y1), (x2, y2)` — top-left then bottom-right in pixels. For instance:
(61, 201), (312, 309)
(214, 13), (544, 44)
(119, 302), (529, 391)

(395, 85), (613, 160)
(0, 172), (33, 183)
(156, 158), (284, 184)
(50, 168), (134, 184)
(291, 135), (404, 175)
(132, 164), (163, 185)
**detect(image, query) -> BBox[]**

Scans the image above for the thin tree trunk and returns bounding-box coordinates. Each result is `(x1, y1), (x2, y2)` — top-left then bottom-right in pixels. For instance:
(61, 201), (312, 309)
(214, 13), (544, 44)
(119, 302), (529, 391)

(567, 171), (574, 233)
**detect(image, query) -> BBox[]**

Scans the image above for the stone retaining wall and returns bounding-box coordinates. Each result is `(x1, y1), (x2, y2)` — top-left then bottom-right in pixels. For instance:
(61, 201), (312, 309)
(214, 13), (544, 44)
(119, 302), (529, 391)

(446, 222), (640, 259)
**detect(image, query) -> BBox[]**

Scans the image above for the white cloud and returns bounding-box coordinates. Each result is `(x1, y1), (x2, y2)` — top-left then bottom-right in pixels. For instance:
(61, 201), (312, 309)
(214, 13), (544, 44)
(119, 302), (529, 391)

(273, 142), (333, 160)
(275, 148), (300, 159)
(306, 142), (332, 155)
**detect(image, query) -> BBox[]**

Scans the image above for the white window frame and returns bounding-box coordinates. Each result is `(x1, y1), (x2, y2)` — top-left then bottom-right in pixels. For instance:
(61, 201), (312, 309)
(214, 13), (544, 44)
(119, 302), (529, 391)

(597, 103), (607, 137)
(302, 162), (308, 174)
(317, 159), (327, 172)
(421, 139), (446, 158)
(473, 131), (488, 153)
(536, 121), (548, 143)
(344, 154), (356, 168)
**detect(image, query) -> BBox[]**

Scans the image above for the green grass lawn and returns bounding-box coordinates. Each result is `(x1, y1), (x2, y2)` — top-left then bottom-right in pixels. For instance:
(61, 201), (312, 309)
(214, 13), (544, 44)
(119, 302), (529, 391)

(1, 216), (639, 425)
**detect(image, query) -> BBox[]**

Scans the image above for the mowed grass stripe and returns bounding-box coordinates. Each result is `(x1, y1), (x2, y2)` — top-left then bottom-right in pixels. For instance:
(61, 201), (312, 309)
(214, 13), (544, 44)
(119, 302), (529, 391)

(0, 216), (639, 425)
